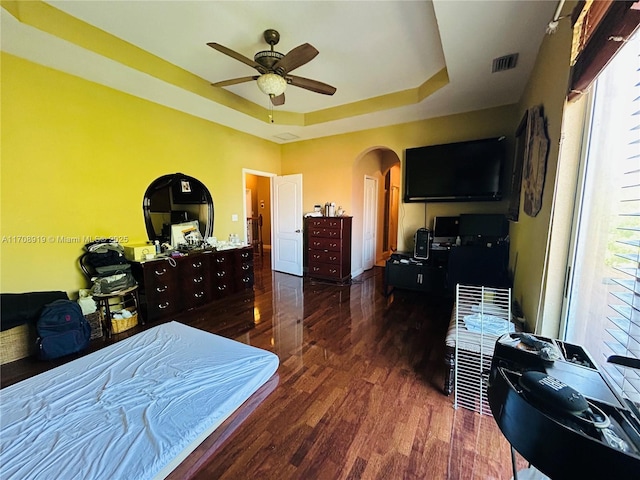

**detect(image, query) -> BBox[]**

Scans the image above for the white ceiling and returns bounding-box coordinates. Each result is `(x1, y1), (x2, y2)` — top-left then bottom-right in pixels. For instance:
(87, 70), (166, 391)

(1, 1), (558, 144)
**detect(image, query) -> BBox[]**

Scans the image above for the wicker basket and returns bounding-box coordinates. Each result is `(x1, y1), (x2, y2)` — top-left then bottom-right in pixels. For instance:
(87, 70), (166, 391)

(85, 311), (103, 339)
(110, 308), (138, 334)
(0, 324), (37, 364)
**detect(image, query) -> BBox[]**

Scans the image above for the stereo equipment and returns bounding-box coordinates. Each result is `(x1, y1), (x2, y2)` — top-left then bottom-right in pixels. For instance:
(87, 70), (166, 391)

(413, 228), (430, 259)
(459, 213), (508, 238)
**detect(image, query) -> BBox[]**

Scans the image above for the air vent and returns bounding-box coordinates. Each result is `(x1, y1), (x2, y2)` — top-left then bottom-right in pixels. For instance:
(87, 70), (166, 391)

(492, 53), (519, 73)
(273, 132), (300, 141)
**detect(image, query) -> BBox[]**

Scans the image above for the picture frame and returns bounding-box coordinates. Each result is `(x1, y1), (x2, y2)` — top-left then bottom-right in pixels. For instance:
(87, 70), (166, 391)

(523, 105), (550, 217)
(507, 111), (529, 222)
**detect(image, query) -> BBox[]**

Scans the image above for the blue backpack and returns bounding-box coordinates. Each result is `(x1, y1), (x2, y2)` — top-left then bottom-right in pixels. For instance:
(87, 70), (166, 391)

(36, 300), (92, 360)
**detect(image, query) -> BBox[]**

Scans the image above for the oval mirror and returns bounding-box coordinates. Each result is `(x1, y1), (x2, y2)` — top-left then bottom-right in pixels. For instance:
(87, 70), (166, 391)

(143, 173), (214, 245)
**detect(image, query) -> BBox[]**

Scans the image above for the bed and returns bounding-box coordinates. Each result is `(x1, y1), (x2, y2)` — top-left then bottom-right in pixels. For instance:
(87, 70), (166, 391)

(0, 321), (279, 480)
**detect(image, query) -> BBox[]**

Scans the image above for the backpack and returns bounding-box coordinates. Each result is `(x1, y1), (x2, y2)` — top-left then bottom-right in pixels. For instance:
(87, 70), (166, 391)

(36, 300), (92, 360)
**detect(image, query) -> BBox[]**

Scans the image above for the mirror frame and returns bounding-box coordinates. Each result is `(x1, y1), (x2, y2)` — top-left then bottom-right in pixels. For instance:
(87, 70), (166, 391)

(142, 173), (214, 243)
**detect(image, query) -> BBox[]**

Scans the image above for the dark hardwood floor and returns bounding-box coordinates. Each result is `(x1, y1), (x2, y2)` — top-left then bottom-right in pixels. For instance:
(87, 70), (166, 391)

(1, 255), (524, 479)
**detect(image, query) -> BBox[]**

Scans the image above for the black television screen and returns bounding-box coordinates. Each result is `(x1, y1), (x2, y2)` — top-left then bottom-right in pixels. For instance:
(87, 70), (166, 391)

(403, 137), (505, 202)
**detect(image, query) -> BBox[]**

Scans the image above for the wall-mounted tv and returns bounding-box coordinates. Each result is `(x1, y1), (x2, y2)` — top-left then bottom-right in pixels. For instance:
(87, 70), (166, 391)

(403, 137), (506, 202)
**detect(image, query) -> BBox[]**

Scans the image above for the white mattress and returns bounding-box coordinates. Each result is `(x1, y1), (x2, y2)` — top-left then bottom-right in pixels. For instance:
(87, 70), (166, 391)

(0, 321), (279, 480)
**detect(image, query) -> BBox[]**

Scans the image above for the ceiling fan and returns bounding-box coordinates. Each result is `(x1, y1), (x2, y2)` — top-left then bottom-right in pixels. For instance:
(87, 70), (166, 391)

(207, 29), (336, 106)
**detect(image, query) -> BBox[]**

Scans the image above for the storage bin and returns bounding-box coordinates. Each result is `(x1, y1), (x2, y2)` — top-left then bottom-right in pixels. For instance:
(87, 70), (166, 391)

(110, 308), (138, 334)
(85, 311), (103, 339)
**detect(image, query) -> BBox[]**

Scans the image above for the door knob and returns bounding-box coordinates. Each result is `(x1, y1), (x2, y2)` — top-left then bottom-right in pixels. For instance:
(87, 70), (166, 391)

(295, 229), (301, 233)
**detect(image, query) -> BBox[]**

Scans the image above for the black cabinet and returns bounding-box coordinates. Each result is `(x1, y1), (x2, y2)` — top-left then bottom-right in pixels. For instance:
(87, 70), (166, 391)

(384, 243), (510, 296)
(384, 257), (445, 295)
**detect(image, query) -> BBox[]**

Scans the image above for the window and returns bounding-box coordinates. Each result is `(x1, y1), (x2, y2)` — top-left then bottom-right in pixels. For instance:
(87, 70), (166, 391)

(563, 32), (639, 403)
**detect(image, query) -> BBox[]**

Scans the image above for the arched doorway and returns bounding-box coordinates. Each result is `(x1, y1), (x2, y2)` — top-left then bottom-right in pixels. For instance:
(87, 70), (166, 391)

(351, 147), (401, 275)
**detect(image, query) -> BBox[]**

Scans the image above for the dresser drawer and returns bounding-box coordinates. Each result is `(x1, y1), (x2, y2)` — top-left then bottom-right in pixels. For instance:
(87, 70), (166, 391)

(144, 260), (180, 318)
(308, 237), (341, 251)
(308, 262), (343, 279)
(146, 297), (180, 319)
(143, 262), (178, 298)
(212, 270), (233, 298)
(308, 227), (342, 239)
(308, 249), (341, 264)
(307, 218), (344, 229)
(181, 272), (210, 308)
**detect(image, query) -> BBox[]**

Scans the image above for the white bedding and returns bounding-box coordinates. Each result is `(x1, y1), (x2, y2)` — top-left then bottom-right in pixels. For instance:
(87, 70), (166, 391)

(0, 321), (279, 480)
(446, 303), (515, 353)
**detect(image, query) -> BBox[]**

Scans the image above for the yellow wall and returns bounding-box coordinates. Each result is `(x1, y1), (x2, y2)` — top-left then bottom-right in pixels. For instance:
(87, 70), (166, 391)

(280, 106), (519, 257)
(0, 53), (281, 295)
(510, 12), (575, 333)
(2, 19), (574, 319)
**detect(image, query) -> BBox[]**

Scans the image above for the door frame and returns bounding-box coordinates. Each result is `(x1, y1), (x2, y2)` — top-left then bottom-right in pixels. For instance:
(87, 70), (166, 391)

(242, 168), (276, 246)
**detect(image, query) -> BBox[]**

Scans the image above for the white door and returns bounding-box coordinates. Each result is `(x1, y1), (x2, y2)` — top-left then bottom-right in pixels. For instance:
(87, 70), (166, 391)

(363, 175), (377, 271)
(272, 174), (303, 276)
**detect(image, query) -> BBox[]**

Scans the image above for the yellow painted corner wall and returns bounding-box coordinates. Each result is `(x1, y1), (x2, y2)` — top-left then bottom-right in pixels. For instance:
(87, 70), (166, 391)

(280, 105), (518, 253)
(510, 15), (574, 334)
(0, 53), (280, 295)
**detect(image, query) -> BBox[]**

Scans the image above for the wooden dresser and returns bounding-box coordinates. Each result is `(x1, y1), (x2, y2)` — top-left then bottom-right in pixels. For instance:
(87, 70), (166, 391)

(132, 246), (254, 321)
(305, 216), (352, 283)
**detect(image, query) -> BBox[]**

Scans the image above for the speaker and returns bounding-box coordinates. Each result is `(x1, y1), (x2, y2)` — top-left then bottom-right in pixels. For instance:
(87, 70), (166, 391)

(414, 228), (431, 259)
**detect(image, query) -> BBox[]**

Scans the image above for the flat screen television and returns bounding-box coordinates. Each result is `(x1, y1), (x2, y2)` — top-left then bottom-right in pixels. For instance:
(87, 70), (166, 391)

(403, 137), (506, 202)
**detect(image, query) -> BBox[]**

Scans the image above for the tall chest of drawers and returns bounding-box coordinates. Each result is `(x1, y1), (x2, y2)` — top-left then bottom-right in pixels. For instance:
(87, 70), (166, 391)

(306, 216), (352, 283)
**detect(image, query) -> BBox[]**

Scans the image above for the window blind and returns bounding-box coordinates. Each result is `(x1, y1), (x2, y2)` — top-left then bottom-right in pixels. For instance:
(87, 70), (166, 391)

(603, 37), (640, 403)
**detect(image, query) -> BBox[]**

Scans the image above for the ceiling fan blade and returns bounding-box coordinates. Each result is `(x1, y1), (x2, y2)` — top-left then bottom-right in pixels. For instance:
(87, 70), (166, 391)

(211, 76), (258, 87)
(207, 42), (266, 74)
(273, 43), (319, 75)
(270, 93), (285, 106)
(287, 75), (337, 95)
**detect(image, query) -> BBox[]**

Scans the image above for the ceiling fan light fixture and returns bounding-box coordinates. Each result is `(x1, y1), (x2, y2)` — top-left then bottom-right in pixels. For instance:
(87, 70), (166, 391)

(257, 73), (287, 96)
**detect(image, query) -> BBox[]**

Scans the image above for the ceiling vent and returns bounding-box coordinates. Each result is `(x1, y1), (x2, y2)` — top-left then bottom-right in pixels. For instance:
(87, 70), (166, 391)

(273, 132), (300, 141)
(492, 53), (519, 73)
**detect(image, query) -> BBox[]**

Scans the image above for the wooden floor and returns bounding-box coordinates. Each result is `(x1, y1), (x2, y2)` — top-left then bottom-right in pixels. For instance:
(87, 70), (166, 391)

(1, 256), (524, 479)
